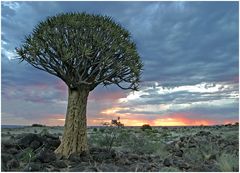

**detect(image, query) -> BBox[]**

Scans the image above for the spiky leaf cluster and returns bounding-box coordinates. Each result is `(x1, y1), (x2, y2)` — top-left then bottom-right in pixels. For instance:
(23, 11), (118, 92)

(16, 13), (143, 91)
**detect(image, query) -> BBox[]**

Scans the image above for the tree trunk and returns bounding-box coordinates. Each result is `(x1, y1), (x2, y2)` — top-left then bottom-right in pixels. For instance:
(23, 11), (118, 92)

(55, 87), (89, 157)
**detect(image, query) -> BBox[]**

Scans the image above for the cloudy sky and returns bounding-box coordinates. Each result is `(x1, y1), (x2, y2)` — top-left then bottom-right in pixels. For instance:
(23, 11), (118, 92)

(1, 1), (239, 126)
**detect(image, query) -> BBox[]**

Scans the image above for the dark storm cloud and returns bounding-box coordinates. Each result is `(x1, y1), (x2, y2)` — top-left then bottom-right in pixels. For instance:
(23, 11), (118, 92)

(1, 1), (238, 125)
(2, 1), (238, 86)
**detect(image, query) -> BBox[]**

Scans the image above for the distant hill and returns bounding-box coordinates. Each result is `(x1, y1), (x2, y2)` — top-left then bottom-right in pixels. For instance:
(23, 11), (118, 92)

(1, 125), (27, 129)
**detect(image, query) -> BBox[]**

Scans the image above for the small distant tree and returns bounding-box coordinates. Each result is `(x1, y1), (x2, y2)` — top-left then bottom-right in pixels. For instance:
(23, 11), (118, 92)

(16, 13), (143, 156)
(141, 124), (152, 131)
(111, 117), (124, 127)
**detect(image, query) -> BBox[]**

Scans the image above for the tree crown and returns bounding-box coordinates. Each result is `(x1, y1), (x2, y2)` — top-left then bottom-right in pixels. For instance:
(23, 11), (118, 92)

(16, 13), (143, 91)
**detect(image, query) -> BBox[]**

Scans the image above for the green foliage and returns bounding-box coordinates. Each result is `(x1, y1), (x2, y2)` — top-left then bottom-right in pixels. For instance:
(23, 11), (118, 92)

(123, 133), (160, 154)
(141, 124), (152, 131)
(16, 12), (143, 91)
(17, 147), (37, 164)
(89, 126), (118, 151)
(99, 128), (105, 133)
(93, 128), (98, 132)
(217, 153), (239, 172)
(32, 124), (45, 127)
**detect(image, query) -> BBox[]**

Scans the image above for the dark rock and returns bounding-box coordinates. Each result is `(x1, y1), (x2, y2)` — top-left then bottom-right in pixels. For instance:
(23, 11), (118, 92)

(53, 160), (68, 168)
(180, 136), (186, 142)
(1, 153), (14, 163)
(1, 160), (7, 171)
(174, 160), (190, 169)
(129, 153), (139, 161)
(23, 162), (42, 172)
(2, 139), (16, 149)
(16, 133), (43, 148)
(93, 152), (115, 162)
(30, 140), (41, 150)
(118, 158), (132, 165)
(36, 148), (56, 163)
(55, 153), (65, 160)
(6, 159), (19, 169)
(69, 153), (81, 162)
(196, 131), (211, 136)
(192, 164), (220, 172)
(69, 165), (86, 172)
(8, 148), (19, 155)
(188, 137), (197, 144)
(44, 138), (60, 149)
(178, 142), (184, 148)
(188, 144), (197, 148)
(174, 150), (183, 157)
(163, 158), (171, 167)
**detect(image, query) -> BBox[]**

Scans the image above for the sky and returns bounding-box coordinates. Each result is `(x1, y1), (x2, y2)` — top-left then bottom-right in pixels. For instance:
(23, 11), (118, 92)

(1, 1), (239, 126)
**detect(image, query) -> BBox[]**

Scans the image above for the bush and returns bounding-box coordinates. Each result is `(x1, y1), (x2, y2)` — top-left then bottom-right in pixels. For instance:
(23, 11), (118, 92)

(141, 124), (152, 131)
(93, 128), (98, 132)
(217, 153), (239, 172)
(124, 133), (159, 154)
(89, 126), (117, 151)
(99, 128), (105, 133)
(32, 124), (45, 127)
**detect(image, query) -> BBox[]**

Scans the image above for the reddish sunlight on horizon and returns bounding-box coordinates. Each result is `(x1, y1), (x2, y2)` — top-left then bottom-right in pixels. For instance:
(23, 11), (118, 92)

(40, 113), (238, 127)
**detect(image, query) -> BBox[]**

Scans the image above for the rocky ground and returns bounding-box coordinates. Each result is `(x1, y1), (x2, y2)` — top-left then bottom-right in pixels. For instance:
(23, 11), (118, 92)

(1, 125), (239, 172)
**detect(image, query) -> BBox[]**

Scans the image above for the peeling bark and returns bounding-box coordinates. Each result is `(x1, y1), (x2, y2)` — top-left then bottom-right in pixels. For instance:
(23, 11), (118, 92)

(55, 87), (89, 157)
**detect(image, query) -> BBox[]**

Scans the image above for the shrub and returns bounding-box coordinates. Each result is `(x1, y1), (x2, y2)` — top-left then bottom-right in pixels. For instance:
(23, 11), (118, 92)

(124, 133), (159, 154)
(217, 153), (239, 172)
(32, 124), (45, 127)
(93, 128), (98, 132)
(99, 128), (105, 133)
(97, 126), (118, 151)
(141, 124), (152, 131)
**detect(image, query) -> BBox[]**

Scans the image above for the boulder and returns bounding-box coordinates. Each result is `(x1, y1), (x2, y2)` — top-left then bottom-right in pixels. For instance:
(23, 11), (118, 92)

(2, 139), (16, 149)
(173, 159), (190, 169)
(128, 153), (139, 161)
(53, 160), (68, 168)
(8, 148), (19, 155)
(36, 148), (56, 163)
(6, 159), (19, 169)
(174, 150), (183, 157)
(1, 153), (14, 163)
(69, 153), (81, 162)
(16, 133), (43, 148)
(30, 140), (41, 150)
(163, 158), (171, 167)
(23, 162), (42, 172)
(196, 131), (211, 136)
(93, 151), (116, 162)
(44, 138), (60, 149)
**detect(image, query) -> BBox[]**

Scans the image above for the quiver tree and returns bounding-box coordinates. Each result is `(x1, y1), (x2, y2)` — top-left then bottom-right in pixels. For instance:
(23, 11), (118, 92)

(16, 13), (143, 156)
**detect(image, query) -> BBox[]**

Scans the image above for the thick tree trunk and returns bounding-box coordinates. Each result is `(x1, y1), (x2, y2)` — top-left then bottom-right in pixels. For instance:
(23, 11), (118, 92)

(55, 87), (89, 157)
